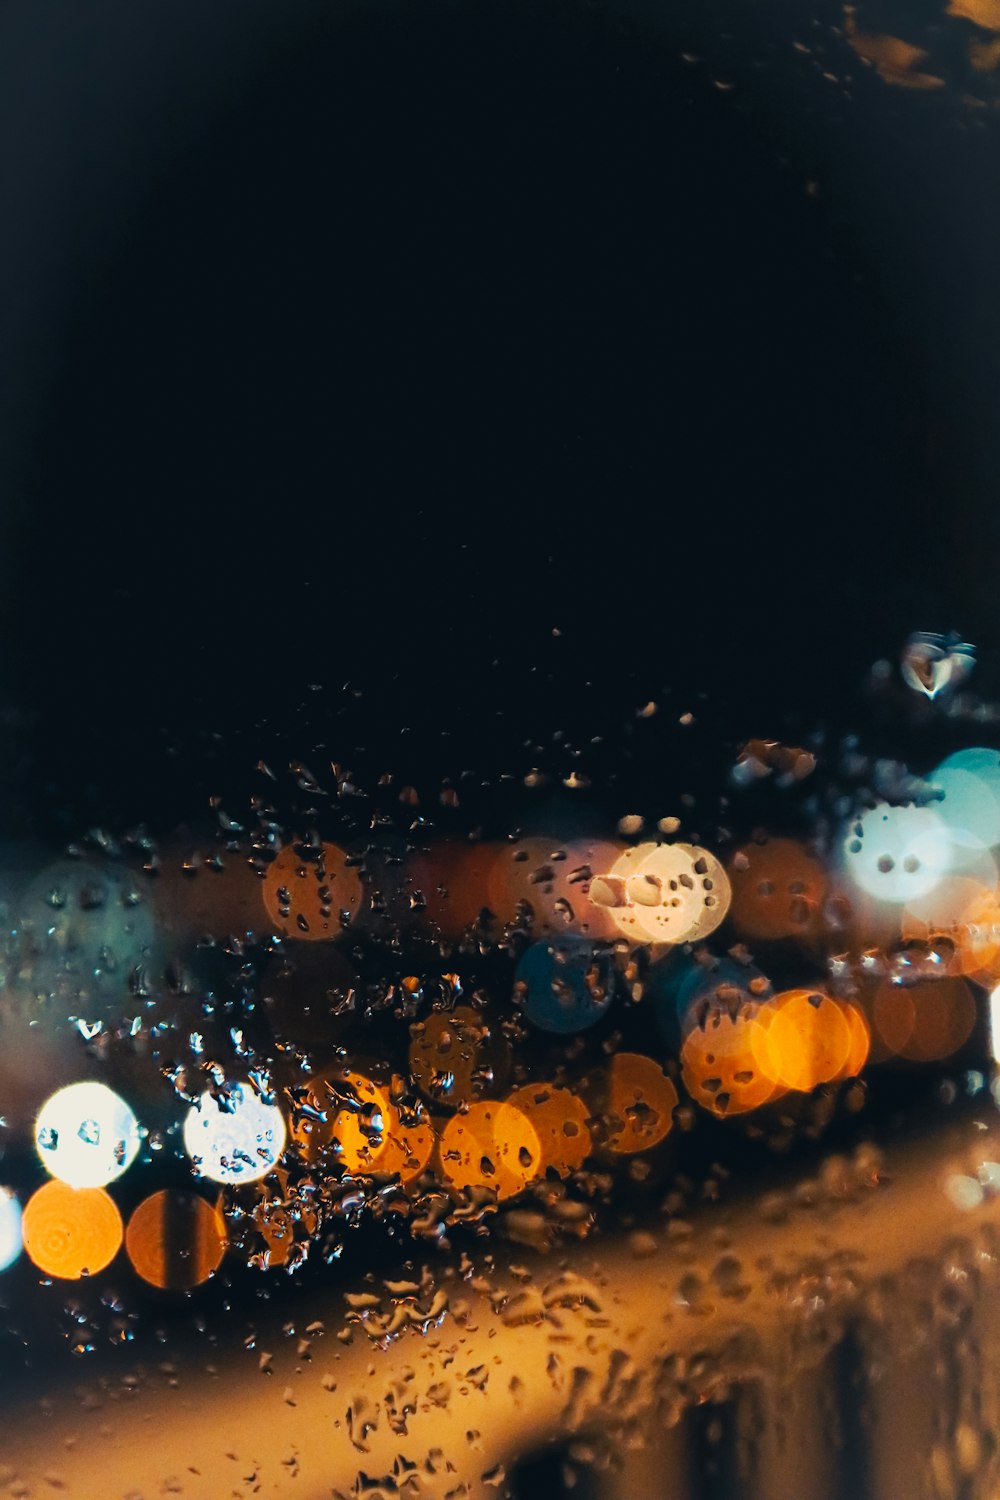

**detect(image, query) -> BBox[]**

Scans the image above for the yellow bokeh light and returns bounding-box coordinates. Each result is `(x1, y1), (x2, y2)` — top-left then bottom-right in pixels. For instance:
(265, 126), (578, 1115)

(23, 1180), (122, 1280)
(508, 1085), (591, 1176)
(751, 989), (851, 1092)
(681, 1013), (781, 1117)
(439, 1101), (540, 1200)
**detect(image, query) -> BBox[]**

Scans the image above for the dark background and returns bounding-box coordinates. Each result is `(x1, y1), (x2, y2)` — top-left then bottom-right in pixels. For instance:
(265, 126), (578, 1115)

(0, 0), (998, 837)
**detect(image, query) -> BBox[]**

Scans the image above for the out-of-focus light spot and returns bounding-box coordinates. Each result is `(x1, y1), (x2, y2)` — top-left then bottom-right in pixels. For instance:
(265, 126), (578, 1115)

(514, 935), (614, 1034)
(261, 842), (362, 939)
(931, 757), (1000, 847)
(603, 1053), (678, 1152)
(508, 1085), (591, 1176)
(945, 1174), (984, 1212)
(35, 1081), (140, 1188)
(183, 1084), (286, 1185)
(330, 1074), (390, 1173)
(601, 844), (728, 944)
(379, 1106), (436, 1185)
(903, 875), (995, 936)
(751, 989), (851, 1092)
(407, 841), (499, 937)
(22, 1180), (122, 1279)
(727, 839), (827, 941)
(837, 1002), (872, 1080)
(841, 804), (959, 905)
(439, 1101), (540, 1199)
(126, 1190), (227, 1289)
(0, 1187), (22, 1272)
(681, 1013), (780, 1117)
(408, 1006), (511, 1109)
(872, 977), (976, 1062)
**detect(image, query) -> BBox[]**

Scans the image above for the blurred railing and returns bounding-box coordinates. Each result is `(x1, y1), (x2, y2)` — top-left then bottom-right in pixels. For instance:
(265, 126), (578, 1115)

(2, 1105), (999, 1499)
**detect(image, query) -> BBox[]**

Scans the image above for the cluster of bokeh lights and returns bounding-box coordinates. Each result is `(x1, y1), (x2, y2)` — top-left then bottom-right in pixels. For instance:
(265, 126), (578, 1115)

(3, 744), (1000, 1287)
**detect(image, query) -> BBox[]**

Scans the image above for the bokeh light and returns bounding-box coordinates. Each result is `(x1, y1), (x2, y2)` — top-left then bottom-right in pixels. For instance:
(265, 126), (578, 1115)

(600, 844), (729, 944)
(126, 1190), (227, 1290)
(751, 989), (852, 1093)
(508, 1085), (591, 1176)
(407, 841), (499, 937)
(438, 1101), (540, 1199)
(681, 1012), (781, 1117)
(22, 1180), (122, 1279)
(0, 1188), (22, 1273)
(841, 803), (986, 906)
(262, 842), (362, 939)
(35, 1081), (141, 1188)
(487, 836), (624, 937)
(183, 1083), (287, 1185)
(514, 935), (614, 1034)
(931, 748), (1000, 846)
(872, 977), (977, 1062)
(603, 1053), (678, 1153)
(727, 838), (828, 941)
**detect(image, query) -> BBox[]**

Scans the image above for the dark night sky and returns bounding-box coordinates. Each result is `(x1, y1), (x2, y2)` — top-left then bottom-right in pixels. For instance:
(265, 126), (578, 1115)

(1, 0), (998, 833)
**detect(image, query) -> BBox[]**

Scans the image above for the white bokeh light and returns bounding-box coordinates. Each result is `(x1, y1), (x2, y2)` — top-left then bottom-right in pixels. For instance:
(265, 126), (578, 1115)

(183, 1084), (286, 1185)
(842, 803), (974, 906)
(0, 1187), (22, 1272)
(35, 1081), (141, 1188)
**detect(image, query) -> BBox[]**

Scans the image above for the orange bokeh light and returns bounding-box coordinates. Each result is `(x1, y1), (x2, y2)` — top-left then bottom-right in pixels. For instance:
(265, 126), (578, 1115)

(728, 839), (828, 942)
(603, 1053), (678, 1152)
(126, 1189), (227, 1290)
(22, 1180), (122, 1280)
(872, 976), (977, 1062)
(262, 842), (362, 940)
(751, 988), (852, 1092)
(439, 1101), (541, 1199)
(508, 1085), (592, 1176)
(681, 1012), (781, 1116)
(408, 1005), (510, 1110)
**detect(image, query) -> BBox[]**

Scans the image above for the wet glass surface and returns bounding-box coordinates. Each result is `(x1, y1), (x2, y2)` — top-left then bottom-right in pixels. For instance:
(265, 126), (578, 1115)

(2, 2), (1000, 1495)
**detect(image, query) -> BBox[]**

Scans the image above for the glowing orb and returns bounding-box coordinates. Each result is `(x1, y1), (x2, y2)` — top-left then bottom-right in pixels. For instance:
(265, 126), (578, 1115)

(22, 1180), (122, 1279)
(439, 1101), (540, 1200)
(600, 844), (725, 944)
(841, 804), (963, 905)
(487, 837), (624, 937)
(514, 935), (614, 1034)
(681, 1013), (781, 1117)
(508, 1085), (592, 1176)
(751, 989), (852, 1092)
(0, 1188), (22, 1272)
(183, 1084), (286, 1185)
(262, 842), (362, 939)
(126, 1190), (227, 1289)
(35, 1081), (141, 1188)
(872, 977), (976, 1062)
(670, 955), (772, 1037)
(603, 1053), (678, 1152)
(728, 839), (828, 941)
(931, 759), (1000, 848)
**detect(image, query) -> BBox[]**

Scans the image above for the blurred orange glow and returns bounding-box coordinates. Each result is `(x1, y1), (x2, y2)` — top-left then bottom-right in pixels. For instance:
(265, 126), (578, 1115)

(728, 839), (827, 942)
(439, 1101), (540, 1199)
(508, 1085), (591, 1176)
(902, 882), (1000, 985)
(681, 1013), (781, 1116)
(752, 989), (852, 1092)
(378, 1105), (435, 1184)
(262, 843), (362, 939)
(126, 1189), (227, 1289)
(836, 1001), (872, 1081)
(22, 1180), (122, 1279)
(408, 1005), (510, 1110)
(872, 977), (977, 1062)
(604, 1053), (678, 1152)
(407, 841), (499, 936)
(330, 1074), (390, 1172)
